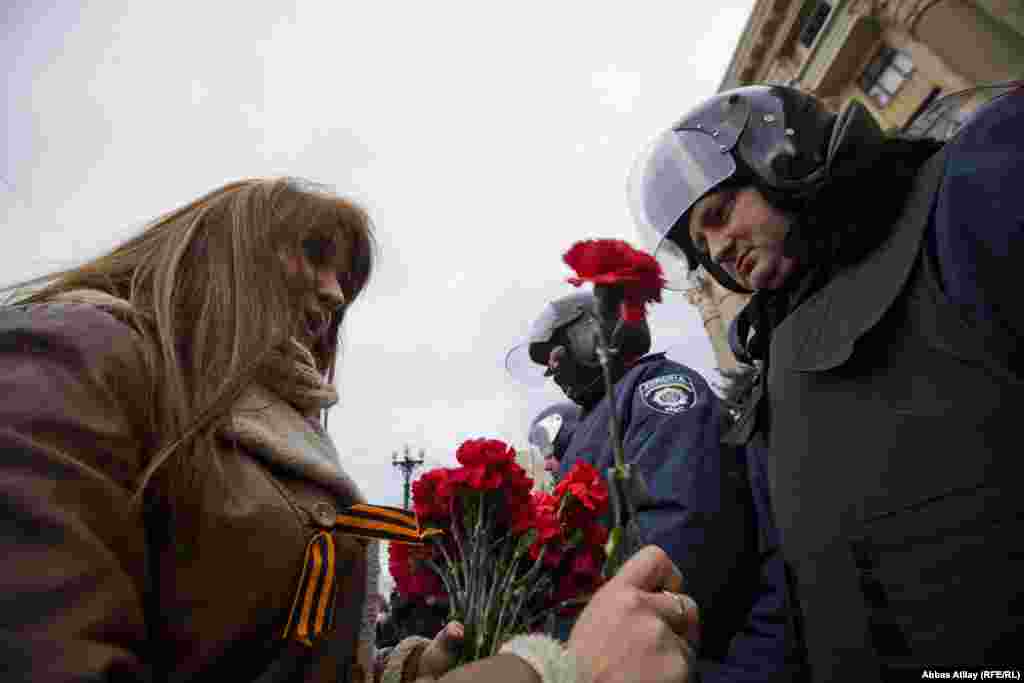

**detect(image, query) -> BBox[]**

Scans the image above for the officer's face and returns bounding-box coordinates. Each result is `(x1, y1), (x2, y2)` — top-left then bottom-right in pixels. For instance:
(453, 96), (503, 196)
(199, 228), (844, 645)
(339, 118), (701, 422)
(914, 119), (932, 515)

(687, 186), (799, 290)
(546, 345), (579, 400)
(543, 454), (560, 474)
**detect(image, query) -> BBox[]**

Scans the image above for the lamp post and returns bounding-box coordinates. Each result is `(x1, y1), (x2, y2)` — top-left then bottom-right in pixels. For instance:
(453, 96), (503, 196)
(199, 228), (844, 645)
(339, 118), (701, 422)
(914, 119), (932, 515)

(392, 445), (425, 510)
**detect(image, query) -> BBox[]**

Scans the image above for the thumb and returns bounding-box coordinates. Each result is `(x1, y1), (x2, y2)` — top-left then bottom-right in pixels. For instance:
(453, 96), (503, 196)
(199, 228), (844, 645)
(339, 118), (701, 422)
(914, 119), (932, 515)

(418, 621), (465, 678)
(613, 545), (684, 593)
(433, 621), (464, 655)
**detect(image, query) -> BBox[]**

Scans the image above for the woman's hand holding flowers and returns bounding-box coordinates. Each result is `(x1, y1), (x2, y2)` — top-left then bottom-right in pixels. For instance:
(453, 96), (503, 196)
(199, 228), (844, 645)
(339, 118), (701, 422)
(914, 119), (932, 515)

(417, 621), (466, 680)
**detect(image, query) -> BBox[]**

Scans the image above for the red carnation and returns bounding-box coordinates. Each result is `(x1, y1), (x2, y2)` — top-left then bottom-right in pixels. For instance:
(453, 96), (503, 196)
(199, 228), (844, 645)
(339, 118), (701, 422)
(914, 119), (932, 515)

(569, 546), (603, 581)
(455, 438), (517, 469)
(554, 461), (609, 519)
(581, 519), (609, 549)
(551, 545), (605, 605)
(562, 239), (665, 322)
(396, 436), (620, 652)
(528, 492), (565, 568)
(388, 541), (446, 600)
(504, 462), (536, 530)
(510, 500), (535, 535)
(412, 468), (454, 522)
(450, 438), (531, 493)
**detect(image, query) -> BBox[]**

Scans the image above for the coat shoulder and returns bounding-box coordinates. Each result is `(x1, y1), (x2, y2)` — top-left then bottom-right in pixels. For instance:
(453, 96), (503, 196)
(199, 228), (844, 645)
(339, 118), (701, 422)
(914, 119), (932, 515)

(0, 302), (157, 488)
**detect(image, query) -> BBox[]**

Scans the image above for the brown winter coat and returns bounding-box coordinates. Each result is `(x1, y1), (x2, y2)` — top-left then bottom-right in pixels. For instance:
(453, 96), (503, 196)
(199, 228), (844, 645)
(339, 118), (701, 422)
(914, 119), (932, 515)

(0, 299), (378, 682)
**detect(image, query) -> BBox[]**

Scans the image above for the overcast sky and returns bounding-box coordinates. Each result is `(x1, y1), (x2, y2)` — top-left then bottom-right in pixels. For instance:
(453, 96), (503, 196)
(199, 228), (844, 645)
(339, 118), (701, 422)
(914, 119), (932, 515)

(3, 1), (754, 591)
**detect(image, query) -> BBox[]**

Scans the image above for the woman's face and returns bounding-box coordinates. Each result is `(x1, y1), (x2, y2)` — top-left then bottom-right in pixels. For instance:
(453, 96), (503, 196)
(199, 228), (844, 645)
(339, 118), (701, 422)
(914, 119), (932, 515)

(687, 186), (799, 291)
(281, 233), (353, 342)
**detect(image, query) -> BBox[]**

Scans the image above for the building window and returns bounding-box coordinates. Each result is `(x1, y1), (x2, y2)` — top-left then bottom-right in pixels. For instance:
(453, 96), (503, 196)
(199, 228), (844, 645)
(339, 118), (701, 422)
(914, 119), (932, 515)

(799, 1), (832, 48)
(859, 46), (914, 108)
(905, 86), (977, 140)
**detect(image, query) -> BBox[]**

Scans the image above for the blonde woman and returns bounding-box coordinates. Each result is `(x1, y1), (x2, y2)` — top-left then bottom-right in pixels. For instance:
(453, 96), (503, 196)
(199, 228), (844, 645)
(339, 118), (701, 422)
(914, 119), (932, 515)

(0, 178), (697, 683)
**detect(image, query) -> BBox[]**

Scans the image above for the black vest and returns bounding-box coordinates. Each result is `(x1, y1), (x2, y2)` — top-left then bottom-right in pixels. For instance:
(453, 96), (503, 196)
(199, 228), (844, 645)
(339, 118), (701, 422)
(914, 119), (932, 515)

(758, 150), (1024, 680)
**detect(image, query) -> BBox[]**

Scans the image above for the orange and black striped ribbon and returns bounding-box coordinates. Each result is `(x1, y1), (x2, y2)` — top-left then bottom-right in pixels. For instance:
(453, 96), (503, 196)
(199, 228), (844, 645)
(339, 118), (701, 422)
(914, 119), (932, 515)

(282, 530), (338, 647)
(282, 503), (444, 646)
(334, 503), (444, 545)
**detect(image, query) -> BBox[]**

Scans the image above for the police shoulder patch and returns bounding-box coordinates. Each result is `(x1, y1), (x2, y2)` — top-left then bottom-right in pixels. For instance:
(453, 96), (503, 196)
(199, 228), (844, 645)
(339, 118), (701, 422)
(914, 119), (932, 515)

(638, 373), (696, 415)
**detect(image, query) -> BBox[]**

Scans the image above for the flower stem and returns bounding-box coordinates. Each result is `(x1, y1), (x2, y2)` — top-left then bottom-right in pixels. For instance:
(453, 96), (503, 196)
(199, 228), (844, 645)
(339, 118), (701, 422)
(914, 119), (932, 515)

(435, 533), (464, 608)
(483, 533), (516, 646)
(591, 285), (643, 577)
(491, 550), (524, 654)
(469, 494), (490, 660)
(425, 557), (458, 611)
(594, 332), (627, 472)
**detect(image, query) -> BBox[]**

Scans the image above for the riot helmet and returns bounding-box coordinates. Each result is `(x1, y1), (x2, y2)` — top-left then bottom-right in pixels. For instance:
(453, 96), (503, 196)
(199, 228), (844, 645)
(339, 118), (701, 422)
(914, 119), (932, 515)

(506, 291), (651, 407)
(528, 402), (581, 474)
(629, 85), (884, 292)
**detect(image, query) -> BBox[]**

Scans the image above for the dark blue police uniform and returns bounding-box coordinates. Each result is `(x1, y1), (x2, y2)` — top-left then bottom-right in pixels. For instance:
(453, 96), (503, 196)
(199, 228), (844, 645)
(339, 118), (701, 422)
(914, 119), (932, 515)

(929, 87), (1024, 358)
(561, 354), (801, 680)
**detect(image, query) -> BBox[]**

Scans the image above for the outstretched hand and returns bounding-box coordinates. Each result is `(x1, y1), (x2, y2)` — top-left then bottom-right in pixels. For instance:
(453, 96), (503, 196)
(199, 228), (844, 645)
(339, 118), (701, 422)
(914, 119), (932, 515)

(568, 545), (699, 683)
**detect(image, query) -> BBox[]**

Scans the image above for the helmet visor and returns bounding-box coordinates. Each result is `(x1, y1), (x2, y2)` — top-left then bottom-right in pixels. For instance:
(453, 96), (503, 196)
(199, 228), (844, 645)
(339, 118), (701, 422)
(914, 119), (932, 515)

(628, 129), (736, 289)
(505, 295), (590, 387)
(505, 341), (548, 387)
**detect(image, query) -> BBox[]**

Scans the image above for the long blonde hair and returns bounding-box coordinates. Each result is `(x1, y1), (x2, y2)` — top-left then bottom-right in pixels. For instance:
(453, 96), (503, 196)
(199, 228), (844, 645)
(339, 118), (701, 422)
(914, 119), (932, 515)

(6, 178), (376, 502)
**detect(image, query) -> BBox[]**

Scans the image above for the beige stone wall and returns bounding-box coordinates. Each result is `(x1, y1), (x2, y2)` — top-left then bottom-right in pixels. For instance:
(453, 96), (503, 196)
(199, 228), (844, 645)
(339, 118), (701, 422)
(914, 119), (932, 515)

(685, 275), (751, 372)
(915, 0), (1024, 84)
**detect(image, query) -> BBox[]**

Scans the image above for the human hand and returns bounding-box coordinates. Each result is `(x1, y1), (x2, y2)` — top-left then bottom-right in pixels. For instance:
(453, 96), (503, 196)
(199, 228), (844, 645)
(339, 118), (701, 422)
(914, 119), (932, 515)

(416, 621), (465, 680)
(568, 545), (699, 683)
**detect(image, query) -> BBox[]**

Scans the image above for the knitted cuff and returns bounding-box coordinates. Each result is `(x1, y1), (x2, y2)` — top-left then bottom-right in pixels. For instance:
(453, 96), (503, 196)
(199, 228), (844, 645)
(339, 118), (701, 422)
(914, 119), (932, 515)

(499, 634), (580, 683)
(381, 636), (431, 683)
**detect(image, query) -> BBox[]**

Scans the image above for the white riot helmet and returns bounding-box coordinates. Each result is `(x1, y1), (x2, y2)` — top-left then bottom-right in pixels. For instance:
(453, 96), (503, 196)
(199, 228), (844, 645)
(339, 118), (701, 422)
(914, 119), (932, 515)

(627, 85), (888, 293)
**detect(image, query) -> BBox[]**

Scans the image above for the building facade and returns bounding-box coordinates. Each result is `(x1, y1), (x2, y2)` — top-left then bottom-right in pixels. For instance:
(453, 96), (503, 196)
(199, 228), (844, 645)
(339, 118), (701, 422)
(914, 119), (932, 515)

(689, 0), (1024, 371)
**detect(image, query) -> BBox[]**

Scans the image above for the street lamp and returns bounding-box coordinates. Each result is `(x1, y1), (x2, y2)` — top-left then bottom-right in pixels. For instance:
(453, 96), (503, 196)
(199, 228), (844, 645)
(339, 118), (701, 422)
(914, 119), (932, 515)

(392, 445), (425, 510)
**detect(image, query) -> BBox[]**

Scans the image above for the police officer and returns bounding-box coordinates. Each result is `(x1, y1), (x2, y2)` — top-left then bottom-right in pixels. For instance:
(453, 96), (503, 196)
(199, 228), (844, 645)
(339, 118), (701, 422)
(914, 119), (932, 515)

(630, 84), (1024, 679)
(508, 289), (799, 679)
(528, 402), (580, 483)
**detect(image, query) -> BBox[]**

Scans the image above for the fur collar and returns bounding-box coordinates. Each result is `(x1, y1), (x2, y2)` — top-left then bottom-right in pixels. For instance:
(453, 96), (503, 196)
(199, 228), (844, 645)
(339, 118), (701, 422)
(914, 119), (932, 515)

(52, 289), (364, 505)
(223, 384), (364, 504)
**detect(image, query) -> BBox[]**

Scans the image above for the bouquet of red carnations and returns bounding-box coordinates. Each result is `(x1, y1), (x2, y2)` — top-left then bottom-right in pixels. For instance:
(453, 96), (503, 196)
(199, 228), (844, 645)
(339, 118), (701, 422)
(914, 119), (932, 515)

(388, 438), (609, 663)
